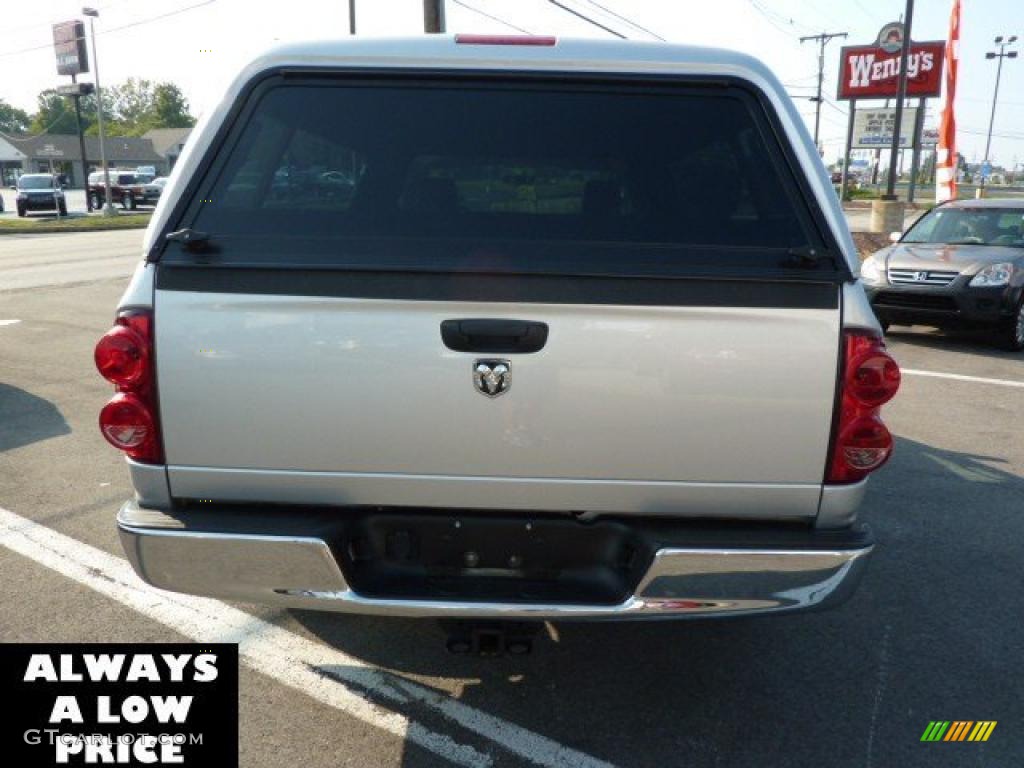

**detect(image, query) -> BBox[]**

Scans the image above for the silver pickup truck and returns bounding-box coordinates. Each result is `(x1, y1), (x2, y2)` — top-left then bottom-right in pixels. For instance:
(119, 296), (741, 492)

(95, 36), (900, 620)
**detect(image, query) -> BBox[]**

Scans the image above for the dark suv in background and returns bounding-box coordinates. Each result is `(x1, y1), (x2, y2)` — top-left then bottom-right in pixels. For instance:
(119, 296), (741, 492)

(14, 173), (67, 217)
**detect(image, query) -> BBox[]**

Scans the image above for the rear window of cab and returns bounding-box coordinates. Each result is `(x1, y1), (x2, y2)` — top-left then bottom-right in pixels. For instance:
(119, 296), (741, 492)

(165, 76), (841, 278)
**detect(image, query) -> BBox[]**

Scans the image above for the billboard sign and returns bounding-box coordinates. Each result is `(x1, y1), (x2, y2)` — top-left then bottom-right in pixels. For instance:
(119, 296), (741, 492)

(52, 21), (89, 76)
(837, 27), (944, 100)
(852, 107), (922, 148)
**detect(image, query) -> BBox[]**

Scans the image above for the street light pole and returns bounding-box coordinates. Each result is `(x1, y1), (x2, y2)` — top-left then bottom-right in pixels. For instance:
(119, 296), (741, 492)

(82, 7), (114, 216)
(980, 35), (1018, 193)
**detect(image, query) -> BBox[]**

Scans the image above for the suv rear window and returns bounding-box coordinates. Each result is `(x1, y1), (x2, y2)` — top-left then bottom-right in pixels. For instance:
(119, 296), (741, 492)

(170, 77), (831, 277)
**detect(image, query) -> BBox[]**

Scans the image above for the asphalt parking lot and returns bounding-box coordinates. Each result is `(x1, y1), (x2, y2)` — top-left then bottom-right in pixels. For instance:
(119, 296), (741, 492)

(1, 230), (1021, 767)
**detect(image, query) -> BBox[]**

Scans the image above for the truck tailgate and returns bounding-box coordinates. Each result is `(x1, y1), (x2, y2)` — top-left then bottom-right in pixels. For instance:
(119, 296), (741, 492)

(155, 283), (838, 516)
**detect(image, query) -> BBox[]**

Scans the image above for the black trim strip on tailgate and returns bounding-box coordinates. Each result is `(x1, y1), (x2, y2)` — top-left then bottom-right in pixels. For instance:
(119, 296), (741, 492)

(156, 266), (838, 308)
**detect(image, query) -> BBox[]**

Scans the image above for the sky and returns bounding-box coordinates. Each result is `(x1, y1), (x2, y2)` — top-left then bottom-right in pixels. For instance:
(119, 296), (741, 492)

(1, 0), (1022, 168)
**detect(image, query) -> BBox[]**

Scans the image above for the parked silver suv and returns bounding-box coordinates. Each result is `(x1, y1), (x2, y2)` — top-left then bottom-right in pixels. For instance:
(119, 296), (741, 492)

(97, 36), (899, 620)
(863, 199), (1024, 350)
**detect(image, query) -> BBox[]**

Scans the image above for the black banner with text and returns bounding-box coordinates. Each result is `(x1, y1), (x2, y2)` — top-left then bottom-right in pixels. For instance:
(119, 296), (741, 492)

(2, 643), (238, 766)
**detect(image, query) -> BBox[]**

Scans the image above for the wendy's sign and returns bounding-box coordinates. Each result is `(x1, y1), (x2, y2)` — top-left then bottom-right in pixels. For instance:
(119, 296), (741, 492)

(837, 26), (945, 100)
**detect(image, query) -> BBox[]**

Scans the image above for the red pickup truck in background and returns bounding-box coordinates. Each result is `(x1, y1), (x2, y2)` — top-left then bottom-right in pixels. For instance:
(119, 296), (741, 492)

(88, 170), (162, 210)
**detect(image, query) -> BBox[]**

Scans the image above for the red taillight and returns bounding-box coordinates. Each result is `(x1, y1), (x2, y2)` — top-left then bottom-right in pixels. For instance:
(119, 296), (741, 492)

(838, 415), (892, 472)
(846, 338), (900, 407)
(100, 393), (157, 458)
(826, 332), (900, 484)
(95, 324), (148, 387)
(95, 309), (162, 463)
(454, 34), (557, 46)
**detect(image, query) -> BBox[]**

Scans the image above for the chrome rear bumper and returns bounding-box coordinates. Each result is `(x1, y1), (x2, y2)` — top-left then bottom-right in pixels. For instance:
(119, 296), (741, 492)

(117, 502), (873, 620)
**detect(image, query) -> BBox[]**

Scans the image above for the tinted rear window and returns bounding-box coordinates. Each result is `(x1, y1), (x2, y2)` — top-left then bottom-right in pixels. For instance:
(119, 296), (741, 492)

(171, 78), (831, 276)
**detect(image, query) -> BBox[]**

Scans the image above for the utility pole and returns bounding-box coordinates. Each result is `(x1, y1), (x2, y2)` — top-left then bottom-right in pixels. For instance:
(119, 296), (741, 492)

(884, 0), (914, 200)
(424, 0), (445, 33)
(800, 30), (847, 152)
(980, 35), (1018, 193)
(57, 78), (94, 211)
(70, 75), (91, 211)
(82, 7), (114, 216)
(348, 0), (356, 34)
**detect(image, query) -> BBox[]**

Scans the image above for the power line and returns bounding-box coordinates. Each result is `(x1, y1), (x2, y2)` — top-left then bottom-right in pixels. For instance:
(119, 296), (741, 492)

(959, 96), (1024, 108)
(747, 0), (816, 38)
(820, 96), (848, 116)
(0, 0), (217, 59)
(581, 0), (665, 41)
(747, 1), (799, 38)
(798, 0), (845, 30)
(851, 0), (877, 21)
(961, 127), (1024, 140)
(546, 0), (626, 39)
(449, 0), (532, 34)
(1, 0), (133, 36)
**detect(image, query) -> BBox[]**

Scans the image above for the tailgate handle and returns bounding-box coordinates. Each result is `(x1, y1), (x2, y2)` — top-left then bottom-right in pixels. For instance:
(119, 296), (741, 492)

(440, 319), (548, 354)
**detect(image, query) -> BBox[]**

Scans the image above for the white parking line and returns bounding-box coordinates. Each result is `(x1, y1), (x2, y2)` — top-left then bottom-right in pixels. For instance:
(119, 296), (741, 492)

(902, 368), (1024, 389)
(0, 318), (21, 326)
(0, 505), (615, 768)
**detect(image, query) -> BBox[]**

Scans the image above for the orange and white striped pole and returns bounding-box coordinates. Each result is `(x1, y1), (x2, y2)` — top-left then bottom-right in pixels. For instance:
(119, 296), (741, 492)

(935, 0), (961, 202)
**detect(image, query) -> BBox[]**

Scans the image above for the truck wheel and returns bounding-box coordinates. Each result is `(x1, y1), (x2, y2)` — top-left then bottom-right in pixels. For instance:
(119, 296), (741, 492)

(58, 201), (68, 216)
(997, 301), (1024, 352)
(122, 192), (136, 211)
(17, 205), (26, 217)
(91, 193), (102, 210)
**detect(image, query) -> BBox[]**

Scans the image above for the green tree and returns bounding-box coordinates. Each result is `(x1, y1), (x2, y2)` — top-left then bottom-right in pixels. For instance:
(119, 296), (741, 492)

(107, 78), (155, 135)
(29, 90), (105, 136)
(0, 99), (31, 134)
(149, 83), (195, 129)
(89, 79), (195, 136)
(29, 92), (79, 135)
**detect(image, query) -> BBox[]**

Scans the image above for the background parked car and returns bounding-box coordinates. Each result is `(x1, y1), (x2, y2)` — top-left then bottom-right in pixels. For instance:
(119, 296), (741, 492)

(88, 170), (160, 210)
(15, 173), (66, 217)
(143, 176), (168, 202)
(861, 199), (1024, 350)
